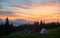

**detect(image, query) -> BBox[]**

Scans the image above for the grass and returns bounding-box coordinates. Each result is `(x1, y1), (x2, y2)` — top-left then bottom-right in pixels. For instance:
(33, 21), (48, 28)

(1, 28), (60, 38)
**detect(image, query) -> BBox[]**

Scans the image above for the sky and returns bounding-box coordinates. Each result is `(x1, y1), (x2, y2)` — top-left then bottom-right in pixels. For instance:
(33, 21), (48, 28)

(0, 0), (60, 22)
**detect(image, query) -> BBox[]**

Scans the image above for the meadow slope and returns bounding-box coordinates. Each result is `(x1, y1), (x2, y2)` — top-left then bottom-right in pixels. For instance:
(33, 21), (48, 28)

(2, 28), (60, 38)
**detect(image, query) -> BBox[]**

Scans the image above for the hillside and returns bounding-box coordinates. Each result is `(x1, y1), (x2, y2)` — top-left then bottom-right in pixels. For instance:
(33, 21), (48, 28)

(2, 28), (60, 38)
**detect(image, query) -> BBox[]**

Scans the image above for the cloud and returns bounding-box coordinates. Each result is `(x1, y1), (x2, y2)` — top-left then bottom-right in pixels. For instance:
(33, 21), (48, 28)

(11, 4), (31, 9)
(0, 10), (13, 16)
(30, 0), (60, 5)
(0, 0), (60, 22)
(0, 0), (60, 9)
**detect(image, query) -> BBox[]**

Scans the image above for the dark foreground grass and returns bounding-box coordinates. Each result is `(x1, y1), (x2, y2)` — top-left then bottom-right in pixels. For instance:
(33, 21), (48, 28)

(1, 28), (60, 38)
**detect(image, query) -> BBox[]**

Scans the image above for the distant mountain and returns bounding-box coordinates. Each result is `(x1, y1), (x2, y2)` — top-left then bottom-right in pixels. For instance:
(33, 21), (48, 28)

(11, 19), (27, 26)
(0, 19), (34, 26)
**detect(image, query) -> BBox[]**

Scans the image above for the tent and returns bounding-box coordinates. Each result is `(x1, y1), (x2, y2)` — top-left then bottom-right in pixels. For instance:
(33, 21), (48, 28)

(40, 28), (48, 34)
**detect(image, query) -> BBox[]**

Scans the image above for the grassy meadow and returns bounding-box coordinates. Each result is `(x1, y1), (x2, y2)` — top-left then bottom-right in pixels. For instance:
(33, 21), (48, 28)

(1, 28), (60, 38)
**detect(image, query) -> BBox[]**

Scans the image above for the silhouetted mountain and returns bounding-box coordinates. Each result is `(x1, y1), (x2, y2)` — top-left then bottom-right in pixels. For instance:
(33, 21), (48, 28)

(0, 19), (34, 26)
(11, 19), (27, 26)
(11, 19), (34, 26)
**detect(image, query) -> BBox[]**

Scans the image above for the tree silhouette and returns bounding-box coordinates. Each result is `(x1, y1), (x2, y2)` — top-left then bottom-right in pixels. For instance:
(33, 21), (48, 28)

(3, 17), (10, 35)
(5, 17), (9, 25)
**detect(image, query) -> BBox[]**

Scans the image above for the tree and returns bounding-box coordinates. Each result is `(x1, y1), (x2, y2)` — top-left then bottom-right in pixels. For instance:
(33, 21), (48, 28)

(5, 17), (9, 25)
(4, 17), (11, 35)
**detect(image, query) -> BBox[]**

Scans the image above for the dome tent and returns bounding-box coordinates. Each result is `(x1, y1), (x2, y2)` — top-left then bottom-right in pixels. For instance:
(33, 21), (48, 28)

(40, 28), (48, 34)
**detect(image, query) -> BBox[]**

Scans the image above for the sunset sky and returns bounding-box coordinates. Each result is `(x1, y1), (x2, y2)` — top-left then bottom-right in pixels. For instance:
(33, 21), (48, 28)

(0, 0), (60, 22)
